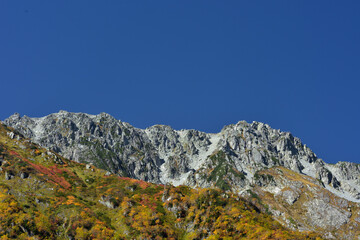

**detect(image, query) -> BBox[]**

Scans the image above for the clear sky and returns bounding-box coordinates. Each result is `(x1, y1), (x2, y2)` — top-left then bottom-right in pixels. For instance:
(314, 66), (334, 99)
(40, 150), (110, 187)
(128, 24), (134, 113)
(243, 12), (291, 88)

(1, 1), (359, 164)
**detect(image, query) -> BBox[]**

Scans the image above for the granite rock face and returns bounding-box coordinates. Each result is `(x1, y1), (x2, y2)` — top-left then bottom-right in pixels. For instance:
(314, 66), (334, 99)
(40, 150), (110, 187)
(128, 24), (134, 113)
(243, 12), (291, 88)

(248, 166), (360, 239)
(4, 111), (360, 199)
(5, 111), (360, 238)
(6, 111), (163, 183)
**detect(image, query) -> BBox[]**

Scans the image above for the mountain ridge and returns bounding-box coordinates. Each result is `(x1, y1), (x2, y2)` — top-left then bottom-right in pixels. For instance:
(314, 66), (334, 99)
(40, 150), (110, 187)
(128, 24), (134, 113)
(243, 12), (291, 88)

(4, 110), (360, 238)
(1, 122), (321, 239)
(5, 110), (359, 200)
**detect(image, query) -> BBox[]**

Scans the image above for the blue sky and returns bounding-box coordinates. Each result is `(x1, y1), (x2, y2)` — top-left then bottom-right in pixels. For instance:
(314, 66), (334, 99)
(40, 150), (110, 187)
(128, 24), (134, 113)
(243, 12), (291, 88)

(1, 1), (359, 164)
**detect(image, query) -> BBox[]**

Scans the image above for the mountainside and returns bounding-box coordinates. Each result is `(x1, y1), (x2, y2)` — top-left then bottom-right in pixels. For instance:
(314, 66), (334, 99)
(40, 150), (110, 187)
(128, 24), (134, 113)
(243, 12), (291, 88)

(4, 111), (360, 238)
(0, 123), (321, 239)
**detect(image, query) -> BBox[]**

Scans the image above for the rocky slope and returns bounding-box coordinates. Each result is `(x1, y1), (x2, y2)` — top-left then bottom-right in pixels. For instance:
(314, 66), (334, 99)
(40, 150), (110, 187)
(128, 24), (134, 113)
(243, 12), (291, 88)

(4, 111), (360, 238)
(0, 123), (321, 239)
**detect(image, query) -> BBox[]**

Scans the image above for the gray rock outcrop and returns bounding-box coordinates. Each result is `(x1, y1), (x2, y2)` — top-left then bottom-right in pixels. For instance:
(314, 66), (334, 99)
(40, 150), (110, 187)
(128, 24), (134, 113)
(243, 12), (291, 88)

(4, 111), (360, 201)
(4, 111), (360, 238)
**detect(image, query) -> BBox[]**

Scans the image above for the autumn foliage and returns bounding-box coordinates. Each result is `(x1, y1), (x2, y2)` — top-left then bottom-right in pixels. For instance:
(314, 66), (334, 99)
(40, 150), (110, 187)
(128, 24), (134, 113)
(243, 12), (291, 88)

(0, 124), (322, 239)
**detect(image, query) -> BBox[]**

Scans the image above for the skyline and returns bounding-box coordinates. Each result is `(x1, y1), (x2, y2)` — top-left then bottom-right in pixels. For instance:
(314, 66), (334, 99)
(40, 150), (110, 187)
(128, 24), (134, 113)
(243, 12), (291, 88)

(1, 1), (359, 164)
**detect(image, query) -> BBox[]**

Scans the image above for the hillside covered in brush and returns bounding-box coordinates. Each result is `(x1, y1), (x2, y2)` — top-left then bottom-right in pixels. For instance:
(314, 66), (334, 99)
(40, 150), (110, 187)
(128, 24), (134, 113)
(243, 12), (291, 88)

(0, 123), (322, 239)
(4, 111), (360, 239)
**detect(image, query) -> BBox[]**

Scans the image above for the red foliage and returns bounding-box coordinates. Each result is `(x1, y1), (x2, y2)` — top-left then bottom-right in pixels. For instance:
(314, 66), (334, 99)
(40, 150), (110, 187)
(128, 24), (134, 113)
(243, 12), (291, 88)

(9, 150), (20, 157)
(118, 177), (151, 189)
(25, 160), (72, 189)
(8, 150), (71, 189)
(139, 196), (157, 211)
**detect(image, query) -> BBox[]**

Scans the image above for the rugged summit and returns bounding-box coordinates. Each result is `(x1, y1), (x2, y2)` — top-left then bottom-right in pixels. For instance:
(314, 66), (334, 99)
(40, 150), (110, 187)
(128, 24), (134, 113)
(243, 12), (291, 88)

(5, 111), (360, 199)
(4, 111), (360, 238)
(1, 123), (318, 239)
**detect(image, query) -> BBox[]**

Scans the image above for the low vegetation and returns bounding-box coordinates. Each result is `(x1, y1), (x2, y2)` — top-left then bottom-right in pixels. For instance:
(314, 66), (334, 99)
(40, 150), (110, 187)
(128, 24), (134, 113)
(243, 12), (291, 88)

(0, 124), (322, 239)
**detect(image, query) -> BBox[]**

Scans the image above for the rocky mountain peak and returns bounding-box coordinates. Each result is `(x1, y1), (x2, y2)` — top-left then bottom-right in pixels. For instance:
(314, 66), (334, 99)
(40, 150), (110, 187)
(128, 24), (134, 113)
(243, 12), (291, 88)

(4, 111), (360, 238)
(4, 111), (359, 199)
(8, 112), (21, 121)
